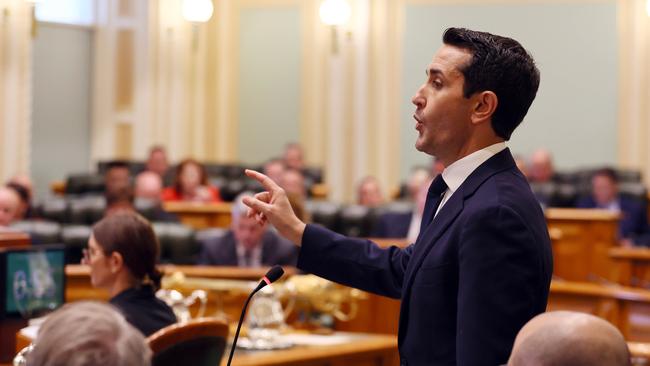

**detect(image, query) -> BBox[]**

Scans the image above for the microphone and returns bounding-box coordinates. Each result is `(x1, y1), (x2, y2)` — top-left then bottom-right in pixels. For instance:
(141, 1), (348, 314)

(226, 265), (285, 366)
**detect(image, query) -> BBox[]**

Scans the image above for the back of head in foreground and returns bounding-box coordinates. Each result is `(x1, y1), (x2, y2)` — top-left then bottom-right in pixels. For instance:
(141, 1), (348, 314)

(27, 301), (151, 366)
(508, 311), (630, 366)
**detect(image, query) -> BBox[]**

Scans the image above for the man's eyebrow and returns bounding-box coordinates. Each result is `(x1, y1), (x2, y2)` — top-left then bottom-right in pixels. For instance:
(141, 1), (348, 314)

(426, 68), (444, 78)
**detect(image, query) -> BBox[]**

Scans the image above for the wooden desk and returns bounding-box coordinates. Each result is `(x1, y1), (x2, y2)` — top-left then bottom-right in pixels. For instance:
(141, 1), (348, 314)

(610, 247), (650, 287)
(546, 208), (621, 282)
(0, 231), (30, 248)
(163, 202), (232, 229)
(548, 280), (650, 342)
(224, 332), (398, 366)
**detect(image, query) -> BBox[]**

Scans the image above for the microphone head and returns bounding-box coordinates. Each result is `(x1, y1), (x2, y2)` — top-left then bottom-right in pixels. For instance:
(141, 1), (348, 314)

(265, 265), (284, 283)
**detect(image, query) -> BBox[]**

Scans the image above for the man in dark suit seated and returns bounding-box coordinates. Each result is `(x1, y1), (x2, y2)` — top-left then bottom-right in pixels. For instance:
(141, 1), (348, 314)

(577, 167), (649, 246)
(373, 176), (432, 241)
(198, 192), (298, 267)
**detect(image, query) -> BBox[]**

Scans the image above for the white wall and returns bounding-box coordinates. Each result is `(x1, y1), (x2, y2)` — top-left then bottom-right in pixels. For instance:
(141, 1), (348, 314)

(32, 23), (93, 198)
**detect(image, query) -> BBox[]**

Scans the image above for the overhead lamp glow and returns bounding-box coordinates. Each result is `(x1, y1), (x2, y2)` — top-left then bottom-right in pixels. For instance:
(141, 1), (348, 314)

(319, 0), (351, 26)
(182, 0), (214, 23)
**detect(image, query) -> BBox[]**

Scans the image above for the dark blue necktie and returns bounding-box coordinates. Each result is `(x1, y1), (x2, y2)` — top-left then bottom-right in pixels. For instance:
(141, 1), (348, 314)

(417, 174), (448, 241)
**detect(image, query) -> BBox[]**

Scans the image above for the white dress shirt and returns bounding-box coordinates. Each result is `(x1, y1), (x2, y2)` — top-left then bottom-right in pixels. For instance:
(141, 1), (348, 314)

(435, 142), (507, 218)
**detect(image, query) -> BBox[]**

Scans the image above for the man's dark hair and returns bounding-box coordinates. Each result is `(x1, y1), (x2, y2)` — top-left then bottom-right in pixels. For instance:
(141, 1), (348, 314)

(442, 27), (540, 140)
(593, 167), (619, 183)
(105, 160), (130, 171)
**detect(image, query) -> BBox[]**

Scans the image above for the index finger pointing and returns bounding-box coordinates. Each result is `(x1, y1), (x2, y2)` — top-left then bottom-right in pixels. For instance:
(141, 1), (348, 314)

(245, 169), (282, 192)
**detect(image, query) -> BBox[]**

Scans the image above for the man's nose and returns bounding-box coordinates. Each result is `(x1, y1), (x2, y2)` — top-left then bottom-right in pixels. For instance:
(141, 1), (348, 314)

(412, 89), (425, 108)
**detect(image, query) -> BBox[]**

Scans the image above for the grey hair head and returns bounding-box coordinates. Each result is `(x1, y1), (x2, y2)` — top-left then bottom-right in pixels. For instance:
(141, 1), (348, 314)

(231, 191), (255, 222)
(27, 301), (151, 366)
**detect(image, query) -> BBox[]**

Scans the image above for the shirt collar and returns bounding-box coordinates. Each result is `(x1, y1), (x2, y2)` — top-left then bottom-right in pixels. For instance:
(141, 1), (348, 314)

(441, 142), (507, 194)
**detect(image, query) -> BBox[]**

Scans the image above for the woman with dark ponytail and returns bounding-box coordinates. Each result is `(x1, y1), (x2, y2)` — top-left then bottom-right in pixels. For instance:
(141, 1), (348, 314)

(82, 212), (176, 336)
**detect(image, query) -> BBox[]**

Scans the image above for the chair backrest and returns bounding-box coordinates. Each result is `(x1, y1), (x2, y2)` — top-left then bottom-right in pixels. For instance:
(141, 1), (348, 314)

(147, 318), (229, 366)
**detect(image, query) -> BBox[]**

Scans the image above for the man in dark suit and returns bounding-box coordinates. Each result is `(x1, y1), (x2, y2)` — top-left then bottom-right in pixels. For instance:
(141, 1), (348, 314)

(243, 28), (552, 366)
(577, 167), (649, 245)
(198, 193), (298, 267)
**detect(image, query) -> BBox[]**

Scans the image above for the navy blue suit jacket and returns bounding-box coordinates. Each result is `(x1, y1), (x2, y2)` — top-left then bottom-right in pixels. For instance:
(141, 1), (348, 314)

(577, 196), (649, 239)
(298, 149), (553, 365)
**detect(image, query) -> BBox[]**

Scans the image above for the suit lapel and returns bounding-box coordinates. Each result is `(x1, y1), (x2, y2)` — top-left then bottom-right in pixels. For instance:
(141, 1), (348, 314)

(396, 148), (517, 345)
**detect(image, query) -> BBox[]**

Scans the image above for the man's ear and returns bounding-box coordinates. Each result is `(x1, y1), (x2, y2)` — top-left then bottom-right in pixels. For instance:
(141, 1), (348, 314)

(109, 252), (124, 274)
(471, 91), (498, 125)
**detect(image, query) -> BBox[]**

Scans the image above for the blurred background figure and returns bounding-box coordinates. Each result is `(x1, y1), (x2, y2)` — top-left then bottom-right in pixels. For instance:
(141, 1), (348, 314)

(263, 158), (286, 183)
(577, 167), (649, 246)
(283, 142), (305, 171)
(357, 176), (385, 208)
(26, 301), (151, 366)
(529, 148), (556, 183)
(280, 168), (307, 201)
(145, 145), (170, 179)
(0, 186), (21, 227)
(373, 177), (432, 241)
(508, 311), (630, 366)
(82, 212), (176, 336)
(198, 192), (298, 267)
(405, 166), (432, 201)
(7, 174), (34, 219)
(514, 155), (529, 178)
(104, 186), (135, 217)
(104, 160), (131, 194)
(134, 171), (177, 222)
(162, 159), (221, 203)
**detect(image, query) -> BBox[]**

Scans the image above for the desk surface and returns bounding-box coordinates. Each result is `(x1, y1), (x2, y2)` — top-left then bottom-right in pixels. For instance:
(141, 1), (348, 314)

(225, 332), (398, 366)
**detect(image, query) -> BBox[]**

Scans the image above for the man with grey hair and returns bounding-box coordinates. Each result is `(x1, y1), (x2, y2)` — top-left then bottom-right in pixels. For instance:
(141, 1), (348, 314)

(26, 301), (151, 366)
(198, 192), (298, 267)
(508, 311), (631, 366)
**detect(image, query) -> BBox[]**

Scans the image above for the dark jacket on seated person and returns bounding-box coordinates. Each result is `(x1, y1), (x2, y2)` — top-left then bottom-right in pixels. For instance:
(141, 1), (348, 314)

(577, 196), (649, 240)
(198, 230), (298, 267)
(372, 212), (412, 238)
(109, 285), (176, 336)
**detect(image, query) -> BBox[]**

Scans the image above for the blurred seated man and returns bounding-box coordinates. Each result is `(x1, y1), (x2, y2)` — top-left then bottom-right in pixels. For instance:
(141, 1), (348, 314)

(373, 177), (432, 241)
(263, 157), (286, 183)
(7, 174), (34, 218)
(357, 176), (385, 208)
(26, 301), (151, 366)
(508, 311), (630, 366)
(0, 186), (21, 227)
(134, 171), (178, 222)
(198, 192), (298, 267)
(577, 167), (649, 246)
(529, 148), (555, 183)
(146, 145), (170, 178)
(405, 166), (432, 201)
(105, 186), (135, 217)
(104, 160), (131, 194)
(280, 168), (307, 201)
(283, 142), (305, 171)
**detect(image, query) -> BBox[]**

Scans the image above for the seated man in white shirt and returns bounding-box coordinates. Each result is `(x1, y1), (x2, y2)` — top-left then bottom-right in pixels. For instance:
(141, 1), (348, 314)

(198, 192), (298, 267)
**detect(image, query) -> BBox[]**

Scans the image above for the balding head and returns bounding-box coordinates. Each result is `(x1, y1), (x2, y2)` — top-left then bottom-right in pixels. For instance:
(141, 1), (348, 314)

(0, 187), (20, 226)
(508, 311), (630, 366)
(530, 149), (554, 183)
(135, 171), (163, 201)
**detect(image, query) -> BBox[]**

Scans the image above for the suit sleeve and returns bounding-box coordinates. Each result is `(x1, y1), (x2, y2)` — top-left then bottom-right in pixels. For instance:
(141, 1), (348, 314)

(297, 224), (412, 299)
(456, 206), (547, 366)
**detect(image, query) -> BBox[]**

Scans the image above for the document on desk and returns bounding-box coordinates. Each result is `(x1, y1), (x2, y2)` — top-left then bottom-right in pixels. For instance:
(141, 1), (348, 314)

(277, 333), (357, 346)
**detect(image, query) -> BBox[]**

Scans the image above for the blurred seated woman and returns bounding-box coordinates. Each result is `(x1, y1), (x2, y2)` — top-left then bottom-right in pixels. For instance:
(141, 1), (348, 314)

(82, 212), (176, 336)
(161, 158), (222, 203)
